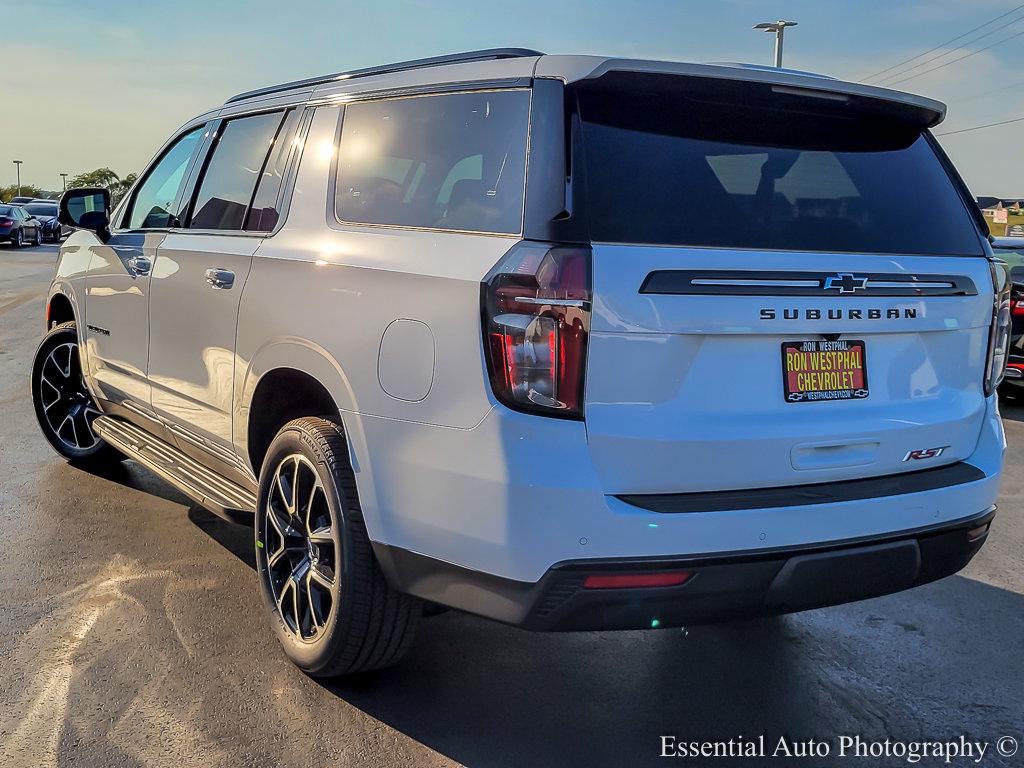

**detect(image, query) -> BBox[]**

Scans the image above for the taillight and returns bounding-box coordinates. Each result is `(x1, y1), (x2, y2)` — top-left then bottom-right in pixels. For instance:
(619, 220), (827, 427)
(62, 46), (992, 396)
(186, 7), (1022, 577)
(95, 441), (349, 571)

(481, 243), (591, 418)
(984, 260), (1012, 396)
(0, 218), (13, 226)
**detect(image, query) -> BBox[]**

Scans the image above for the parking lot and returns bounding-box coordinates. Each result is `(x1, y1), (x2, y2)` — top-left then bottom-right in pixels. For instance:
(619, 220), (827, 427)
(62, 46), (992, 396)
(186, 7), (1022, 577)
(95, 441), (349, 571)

(0, 243), (1022, 768)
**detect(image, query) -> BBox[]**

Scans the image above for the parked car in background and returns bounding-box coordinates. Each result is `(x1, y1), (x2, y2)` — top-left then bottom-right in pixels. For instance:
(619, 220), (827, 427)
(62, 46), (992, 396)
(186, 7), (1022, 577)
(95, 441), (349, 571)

(992, 237), (1024, 395)
(7, 196), (35, 204)
(0, 204), (42, 246)
(19, 201), (67, 242)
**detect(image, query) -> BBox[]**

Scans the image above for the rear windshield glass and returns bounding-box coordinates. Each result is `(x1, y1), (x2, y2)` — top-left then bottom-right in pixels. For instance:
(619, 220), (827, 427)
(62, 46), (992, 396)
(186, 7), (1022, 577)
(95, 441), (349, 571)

(24, 203), (57, 216)
(575, 79), (983, 256)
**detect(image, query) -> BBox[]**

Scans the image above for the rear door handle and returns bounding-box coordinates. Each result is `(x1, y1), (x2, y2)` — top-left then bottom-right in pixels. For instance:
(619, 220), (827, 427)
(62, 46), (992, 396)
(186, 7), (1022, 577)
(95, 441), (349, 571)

(205, 268), (235, 289)
(127, 255), (151, 276)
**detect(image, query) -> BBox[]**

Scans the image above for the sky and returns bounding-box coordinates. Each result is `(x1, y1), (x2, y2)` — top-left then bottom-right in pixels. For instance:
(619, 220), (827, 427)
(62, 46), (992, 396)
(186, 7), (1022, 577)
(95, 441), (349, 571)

(3, 0), (1024, 197)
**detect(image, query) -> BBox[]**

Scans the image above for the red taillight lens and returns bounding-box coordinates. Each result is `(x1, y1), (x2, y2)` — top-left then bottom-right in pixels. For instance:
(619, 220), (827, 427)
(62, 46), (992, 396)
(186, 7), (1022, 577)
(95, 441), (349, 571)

(1012, 298), (1024, 316)
(482, 244), (591, 418)
(582, 572), (692, 589)
(0, 218), (13, 226)
(985, 261), (1012, 396)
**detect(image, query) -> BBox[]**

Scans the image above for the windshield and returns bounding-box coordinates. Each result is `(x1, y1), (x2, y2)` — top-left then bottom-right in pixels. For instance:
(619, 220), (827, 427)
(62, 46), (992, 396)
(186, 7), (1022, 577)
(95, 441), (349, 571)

(0, 206), (14, 216)
(574, 78), (983, 256)
(24, 204), (57, 217)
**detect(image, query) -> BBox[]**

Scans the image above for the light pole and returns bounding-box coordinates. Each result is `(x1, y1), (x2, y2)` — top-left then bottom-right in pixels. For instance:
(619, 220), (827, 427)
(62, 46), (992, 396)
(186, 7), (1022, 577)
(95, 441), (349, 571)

(13, 159), (23, 197)
(754, 20), (798, 67)
(60, 173), (68, 191)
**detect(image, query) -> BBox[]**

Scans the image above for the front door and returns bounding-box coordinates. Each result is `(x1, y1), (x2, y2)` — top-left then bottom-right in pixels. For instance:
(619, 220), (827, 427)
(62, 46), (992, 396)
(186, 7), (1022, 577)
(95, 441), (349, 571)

(82, 231), (158, 411)
(83, 124), (207, 428)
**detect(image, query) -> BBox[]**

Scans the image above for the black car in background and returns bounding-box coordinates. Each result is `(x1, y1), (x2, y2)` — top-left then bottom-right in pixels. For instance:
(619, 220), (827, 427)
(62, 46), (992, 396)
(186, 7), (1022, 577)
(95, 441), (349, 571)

(20, 201), (67, 242)
(0, 204), (42, 247)
(992, 237), (1024, 396)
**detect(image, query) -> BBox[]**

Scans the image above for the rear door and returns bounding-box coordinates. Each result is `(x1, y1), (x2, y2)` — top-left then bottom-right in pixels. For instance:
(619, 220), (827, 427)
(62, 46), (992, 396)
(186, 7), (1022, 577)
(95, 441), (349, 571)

(572, 75), (993, 494)
(148, 108), (299, 476)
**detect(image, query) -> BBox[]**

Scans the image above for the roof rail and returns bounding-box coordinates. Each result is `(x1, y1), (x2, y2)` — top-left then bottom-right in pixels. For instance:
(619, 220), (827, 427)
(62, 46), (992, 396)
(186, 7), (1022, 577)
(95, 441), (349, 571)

(225, 48), (545, 105)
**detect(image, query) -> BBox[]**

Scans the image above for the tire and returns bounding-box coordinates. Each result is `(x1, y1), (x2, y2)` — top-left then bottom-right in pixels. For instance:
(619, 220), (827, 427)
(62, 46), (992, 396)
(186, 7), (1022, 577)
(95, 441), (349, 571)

(31, 321), (120, 466)
(255, 417), (420, 676)
(11, 229), (23, 247)
(33, 228), (42, 246)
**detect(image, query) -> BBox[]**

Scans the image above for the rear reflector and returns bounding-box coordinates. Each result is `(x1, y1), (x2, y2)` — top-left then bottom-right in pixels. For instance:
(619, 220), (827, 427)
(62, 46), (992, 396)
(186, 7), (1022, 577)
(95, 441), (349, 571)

(582, 572), (692, 589)
(966, 523), (990, 543)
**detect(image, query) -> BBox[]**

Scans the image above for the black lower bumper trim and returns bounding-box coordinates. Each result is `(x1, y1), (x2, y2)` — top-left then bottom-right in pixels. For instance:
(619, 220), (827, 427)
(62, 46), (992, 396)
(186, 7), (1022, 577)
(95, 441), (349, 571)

(616, 462), (986, 513)
(373, 506), (996, 632)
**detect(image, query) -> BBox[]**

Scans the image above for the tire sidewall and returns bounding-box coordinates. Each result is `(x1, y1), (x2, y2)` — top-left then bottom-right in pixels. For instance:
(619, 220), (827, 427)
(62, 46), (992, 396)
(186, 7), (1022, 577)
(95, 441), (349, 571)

(255, 424), (356, 673)
(31, 323), (107, 461)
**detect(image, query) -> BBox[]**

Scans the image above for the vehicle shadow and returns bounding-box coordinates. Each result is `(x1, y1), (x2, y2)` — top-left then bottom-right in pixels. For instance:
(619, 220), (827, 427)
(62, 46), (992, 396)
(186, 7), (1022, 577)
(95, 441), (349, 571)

(189, 512), (1024, 768)
(83, 458), (195, 508)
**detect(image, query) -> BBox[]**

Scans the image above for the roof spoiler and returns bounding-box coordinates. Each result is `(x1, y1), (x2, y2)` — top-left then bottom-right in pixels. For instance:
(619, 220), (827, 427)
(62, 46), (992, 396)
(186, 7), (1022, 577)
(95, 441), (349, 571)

(548, 57), (946, 128)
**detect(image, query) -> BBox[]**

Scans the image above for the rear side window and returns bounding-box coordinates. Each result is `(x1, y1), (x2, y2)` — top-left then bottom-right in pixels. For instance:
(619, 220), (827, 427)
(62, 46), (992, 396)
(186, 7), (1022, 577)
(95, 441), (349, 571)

(575, 80), (983, 256)
(127, 125), (205, 229)
(246, 109), (301, 232)
(335, 90), (530, 234)
(190, 111), (285, 231)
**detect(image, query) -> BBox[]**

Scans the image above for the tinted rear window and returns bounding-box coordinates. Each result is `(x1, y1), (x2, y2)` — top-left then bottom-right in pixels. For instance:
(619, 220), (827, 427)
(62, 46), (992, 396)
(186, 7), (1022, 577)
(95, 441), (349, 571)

(575, 80), (983, 256)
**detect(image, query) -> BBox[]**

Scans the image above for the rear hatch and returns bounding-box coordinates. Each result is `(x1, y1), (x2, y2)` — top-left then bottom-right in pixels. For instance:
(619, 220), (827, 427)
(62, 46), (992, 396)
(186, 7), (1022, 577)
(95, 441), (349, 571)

(572, 72), (994, 494)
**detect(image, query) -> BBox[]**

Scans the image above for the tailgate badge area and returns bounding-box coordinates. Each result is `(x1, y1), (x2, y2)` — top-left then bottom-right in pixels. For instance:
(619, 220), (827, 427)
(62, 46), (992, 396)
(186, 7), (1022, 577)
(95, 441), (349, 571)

(903, 446), (949, 462)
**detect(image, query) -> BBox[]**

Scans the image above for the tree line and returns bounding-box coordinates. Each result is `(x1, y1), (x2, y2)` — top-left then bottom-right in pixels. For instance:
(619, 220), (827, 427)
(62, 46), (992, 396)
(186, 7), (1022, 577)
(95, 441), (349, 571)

(1, 168), (138, 205)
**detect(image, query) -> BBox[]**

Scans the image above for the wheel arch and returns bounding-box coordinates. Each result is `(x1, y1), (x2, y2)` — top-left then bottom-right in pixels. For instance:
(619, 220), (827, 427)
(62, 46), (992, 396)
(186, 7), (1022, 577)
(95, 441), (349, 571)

(46, 290), (75, 329)
(237, 340), (388, 546)
(239, 338), (368, 473)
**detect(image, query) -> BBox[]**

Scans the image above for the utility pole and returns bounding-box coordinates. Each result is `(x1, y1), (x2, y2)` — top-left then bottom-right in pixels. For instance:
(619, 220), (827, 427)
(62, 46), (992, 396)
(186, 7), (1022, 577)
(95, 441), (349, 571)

(13, 159), (23, 196)
(60, 173), (68, 191)
(754, 20), (798, 67)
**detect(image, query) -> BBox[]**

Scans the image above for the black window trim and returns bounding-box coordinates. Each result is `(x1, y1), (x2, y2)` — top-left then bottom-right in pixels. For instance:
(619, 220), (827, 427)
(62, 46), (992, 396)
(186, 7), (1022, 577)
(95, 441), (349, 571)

(325, 85), (534, 239)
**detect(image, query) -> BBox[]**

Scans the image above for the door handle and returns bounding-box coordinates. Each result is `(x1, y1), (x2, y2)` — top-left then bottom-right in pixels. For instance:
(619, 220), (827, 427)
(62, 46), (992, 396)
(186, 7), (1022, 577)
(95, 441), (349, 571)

(205, 268), (235, 289)
(127, 255), (151, 276)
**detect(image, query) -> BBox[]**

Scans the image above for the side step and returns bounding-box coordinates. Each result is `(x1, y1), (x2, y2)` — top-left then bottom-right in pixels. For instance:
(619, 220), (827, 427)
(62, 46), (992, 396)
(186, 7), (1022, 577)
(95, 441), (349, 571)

(94, 415), (256, 523)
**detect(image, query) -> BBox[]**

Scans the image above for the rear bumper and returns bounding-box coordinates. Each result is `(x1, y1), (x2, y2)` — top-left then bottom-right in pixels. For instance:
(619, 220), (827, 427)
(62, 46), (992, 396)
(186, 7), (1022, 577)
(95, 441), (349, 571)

(375, 505), (995, 631)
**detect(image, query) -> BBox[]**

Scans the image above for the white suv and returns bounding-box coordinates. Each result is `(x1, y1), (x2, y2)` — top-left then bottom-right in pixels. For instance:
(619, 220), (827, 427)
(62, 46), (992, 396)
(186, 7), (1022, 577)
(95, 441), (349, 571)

(33, 49), (1007, 676)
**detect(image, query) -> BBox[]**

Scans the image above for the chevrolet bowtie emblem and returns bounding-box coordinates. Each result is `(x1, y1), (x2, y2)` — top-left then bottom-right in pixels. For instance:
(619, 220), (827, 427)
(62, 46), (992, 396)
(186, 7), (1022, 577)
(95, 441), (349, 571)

(823, 273), (869, 293)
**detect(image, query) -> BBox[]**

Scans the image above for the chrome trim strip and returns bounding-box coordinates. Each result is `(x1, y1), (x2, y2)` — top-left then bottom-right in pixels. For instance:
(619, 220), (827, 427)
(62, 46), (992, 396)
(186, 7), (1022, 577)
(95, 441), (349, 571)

(512, 296), (587, 307)
(690, 279), (820, 288)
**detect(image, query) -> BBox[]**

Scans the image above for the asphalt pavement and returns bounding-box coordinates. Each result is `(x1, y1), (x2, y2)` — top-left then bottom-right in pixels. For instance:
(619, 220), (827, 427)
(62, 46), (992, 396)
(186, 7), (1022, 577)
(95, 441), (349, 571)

(0, 241), (1022, 768)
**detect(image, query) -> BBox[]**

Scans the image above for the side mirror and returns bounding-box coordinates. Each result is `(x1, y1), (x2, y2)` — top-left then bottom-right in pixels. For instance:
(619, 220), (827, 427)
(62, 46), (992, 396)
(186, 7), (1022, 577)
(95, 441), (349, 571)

(59, 188), (111, 242)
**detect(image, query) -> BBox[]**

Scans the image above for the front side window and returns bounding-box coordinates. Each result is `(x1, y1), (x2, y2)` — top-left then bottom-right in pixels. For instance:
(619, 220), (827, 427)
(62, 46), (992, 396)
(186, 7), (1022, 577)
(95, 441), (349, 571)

(335, 90), (531, 234)
(189, 111), (285, 231)
(127, 125), (205, 229)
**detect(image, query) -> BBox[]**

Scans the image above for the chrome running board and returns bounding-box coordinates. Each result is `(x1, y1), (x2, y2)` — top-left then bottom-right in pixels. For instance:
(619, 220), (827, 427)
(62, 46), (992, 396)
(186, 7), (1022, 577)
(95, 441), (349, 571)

(94, 415), (256, 523)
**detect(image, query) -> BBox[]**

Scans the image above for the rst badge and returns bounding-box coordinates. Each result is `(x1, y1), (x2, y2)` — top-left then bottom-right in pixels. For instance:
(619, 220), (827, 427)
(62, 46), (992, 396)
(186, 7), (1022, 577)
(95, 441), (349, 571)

(903, 446), (949, 462)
